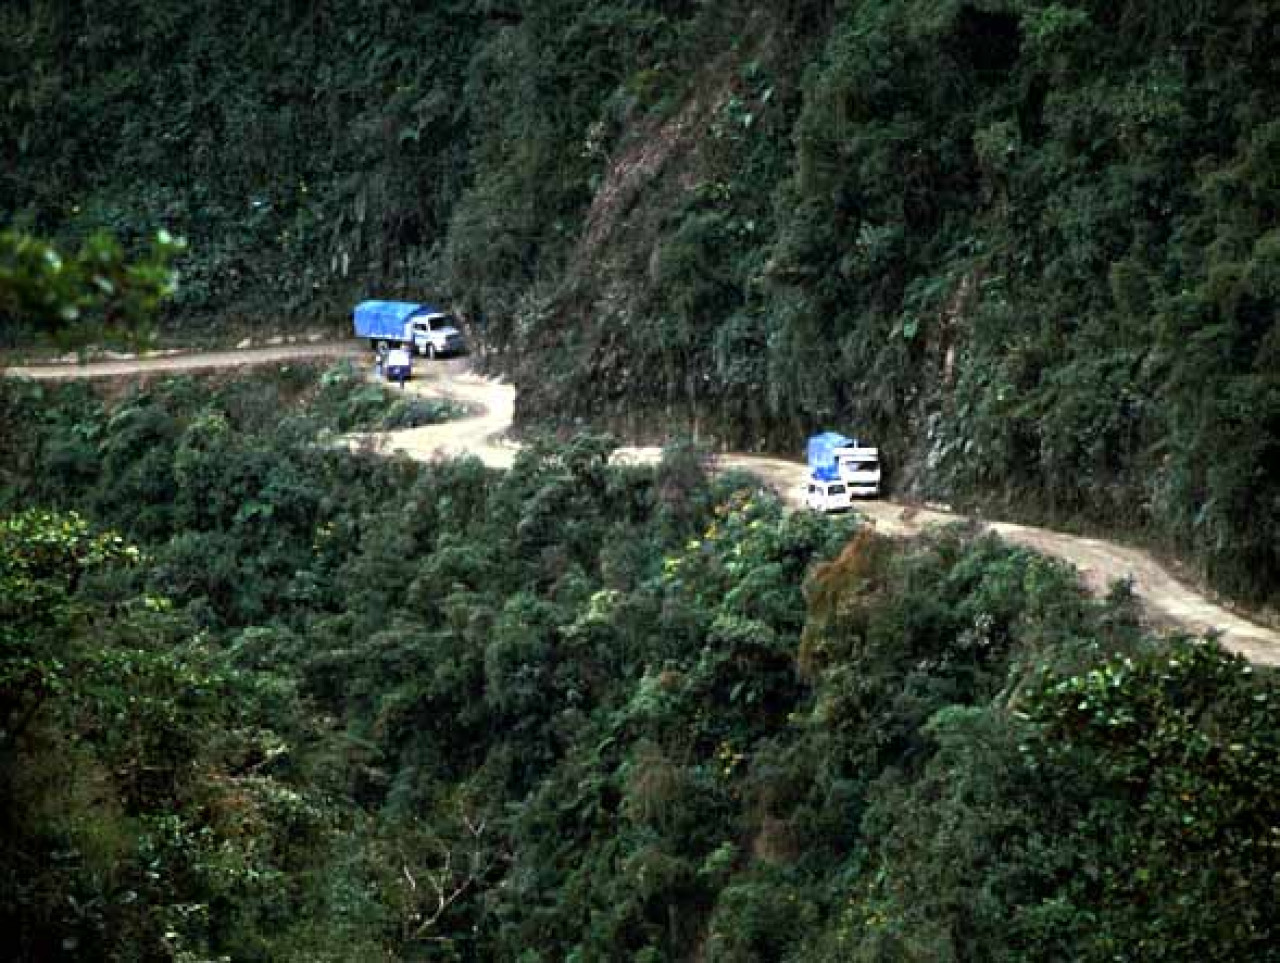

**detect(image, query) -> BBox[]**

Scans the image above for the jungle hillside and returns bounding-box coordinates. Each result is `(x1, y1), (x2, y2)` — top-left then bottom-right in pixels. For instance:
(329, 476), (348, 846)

(4, 1), (1280, 961)
(3, 0), (1280, 607)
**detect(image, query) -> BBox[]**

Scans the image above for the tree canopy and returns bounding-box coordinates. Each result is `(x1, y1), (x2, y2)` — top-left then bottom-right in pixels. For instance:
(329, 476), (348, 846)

(3, 368), (1278, 960)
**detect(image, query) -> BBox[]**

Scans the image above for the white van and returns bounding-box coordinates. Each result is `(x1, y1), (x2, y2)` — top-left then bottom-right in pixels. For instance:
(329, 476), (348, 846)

(806, 478), (853, 513)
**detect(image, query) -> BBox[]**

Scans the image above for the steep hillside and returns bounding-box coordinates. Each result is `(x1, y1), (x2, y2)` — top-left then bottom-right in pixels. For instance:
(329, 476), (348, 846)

(506, 0), (1280, 610)
(4, 370), (1278, 962)
(3, 0), (1279, 606)
(1, 0), (488, 329)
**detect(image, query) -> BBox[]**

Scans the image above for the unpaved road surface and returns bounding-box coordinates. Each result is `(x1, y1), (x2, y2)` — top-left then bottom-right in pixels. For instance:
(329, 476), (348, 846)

(346, 357), (519, 469)
(6, 346), (1278, 665)
(3, 341), (362, 380)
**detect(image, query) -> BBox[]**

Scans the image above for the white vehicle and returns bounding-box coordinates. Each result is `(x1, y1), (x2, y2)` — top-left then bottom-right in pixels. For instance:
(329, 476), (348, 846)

(835, 446), (881, 497)
(805, 477), (853, 513)
(404, 312), (466, 358)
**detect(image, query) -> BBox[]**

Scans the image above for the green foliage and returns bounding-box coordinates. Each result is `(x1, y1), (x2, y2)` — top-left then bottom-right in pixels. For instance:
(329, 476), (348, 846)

(1015, 641), (1280, 959)
(0, 228), (182, 347)
(1, 0), (486, 330)
(3, 370), (1278, 960)
(5, 1), (1280, 956)
(312, 360), (470, 432)
(0, 509), (141, 727)
(818, 640), (1280, 963)
(0, 510), (279, 961)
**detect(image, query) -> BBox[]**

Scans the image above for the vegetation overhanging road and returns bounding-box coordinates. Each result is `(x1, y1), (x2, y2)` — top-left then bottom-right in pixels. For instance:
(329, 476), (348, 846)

(7, 342), (1278, 666)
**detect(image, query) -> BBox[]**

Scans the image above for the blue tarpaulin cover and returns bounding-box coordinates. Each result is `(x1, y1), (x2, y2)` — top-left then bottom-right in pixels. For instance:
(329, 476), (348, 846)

(807, 431), (854, 480)
(353, 300), (445, 339)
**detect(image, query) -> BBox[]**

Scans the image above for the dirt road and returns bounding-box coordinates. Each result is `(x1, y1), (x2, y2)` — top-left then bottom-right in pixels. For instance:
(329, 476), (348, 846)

(368, 369), (1280, 666)
(346, 357), (520, 469)
(2, 341), (362, 380)
(6, 346), (1278, 665)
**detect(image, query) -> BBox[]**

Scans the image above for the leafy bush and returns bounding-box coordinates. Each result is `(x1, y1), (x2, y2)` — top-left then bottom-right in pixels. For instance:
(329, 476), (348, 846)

(311, 361), (469, 432)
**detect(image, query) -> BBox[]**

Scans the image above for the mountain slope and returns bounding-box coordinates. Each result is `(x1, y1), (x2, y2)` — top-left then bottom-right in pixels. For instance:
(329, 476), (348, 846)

(3, 0), (1278, 607)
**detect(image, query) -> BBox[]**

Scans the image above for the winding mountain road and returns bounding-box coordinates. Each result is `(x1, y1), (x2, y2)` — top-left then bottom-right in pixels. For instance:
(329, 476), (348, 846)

(6, 343), (1278, 665)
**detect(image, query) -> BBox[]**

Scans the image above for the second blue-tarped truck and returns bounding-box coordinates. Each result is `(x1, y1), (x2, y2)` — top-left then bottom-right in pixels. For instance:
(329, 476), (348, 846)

(805, 431), (882, 511)
(807, 432), (854, 481)
(353, 300), (467, 358)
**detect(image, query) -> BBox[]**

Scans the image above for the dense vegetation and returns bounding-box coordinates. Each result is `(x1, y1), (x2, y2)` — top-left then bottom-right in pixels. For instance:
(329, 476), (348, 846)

(4, 3), (1280, 957)
(3, 0), (1278, 607)
(3, 370), (1278, 961)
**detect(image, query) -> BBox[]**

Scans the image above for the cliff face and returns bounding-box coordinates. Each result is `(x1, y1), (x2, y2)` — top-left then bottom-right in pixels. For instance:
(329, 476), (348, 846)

(511, 57), (757, 444)
(494, 11), (830, 453)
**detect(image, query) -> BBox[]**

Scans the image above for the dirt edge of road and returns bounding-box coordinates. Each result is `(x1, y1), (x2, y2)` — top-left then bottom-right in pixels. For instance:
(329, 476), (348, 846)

(2, 341), (363, 380)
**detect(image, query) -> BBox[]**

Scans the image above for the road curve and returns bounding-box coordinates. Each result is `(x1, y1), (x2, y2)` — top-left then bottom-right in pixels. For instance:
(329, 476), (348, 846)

(610, 451), (1280, 664)
(5, 345), (1278, 665)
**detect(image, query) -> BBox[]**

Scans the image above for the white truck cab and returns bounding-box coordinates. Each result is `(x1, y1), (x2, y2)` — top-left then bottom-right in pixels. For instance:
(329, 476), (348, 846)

(806, 478), (853, 513)
(406, 313), (467, 358)
(835, 446), (881, 497)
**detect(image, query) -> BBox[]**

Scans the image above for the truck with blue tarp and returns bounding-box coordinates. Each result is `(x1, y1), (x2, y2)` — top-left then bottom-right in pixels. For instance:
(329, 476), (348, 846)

(805, 431), (882, 511)
(807, 431), (854, 481)
(353, 300), (467, 358)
